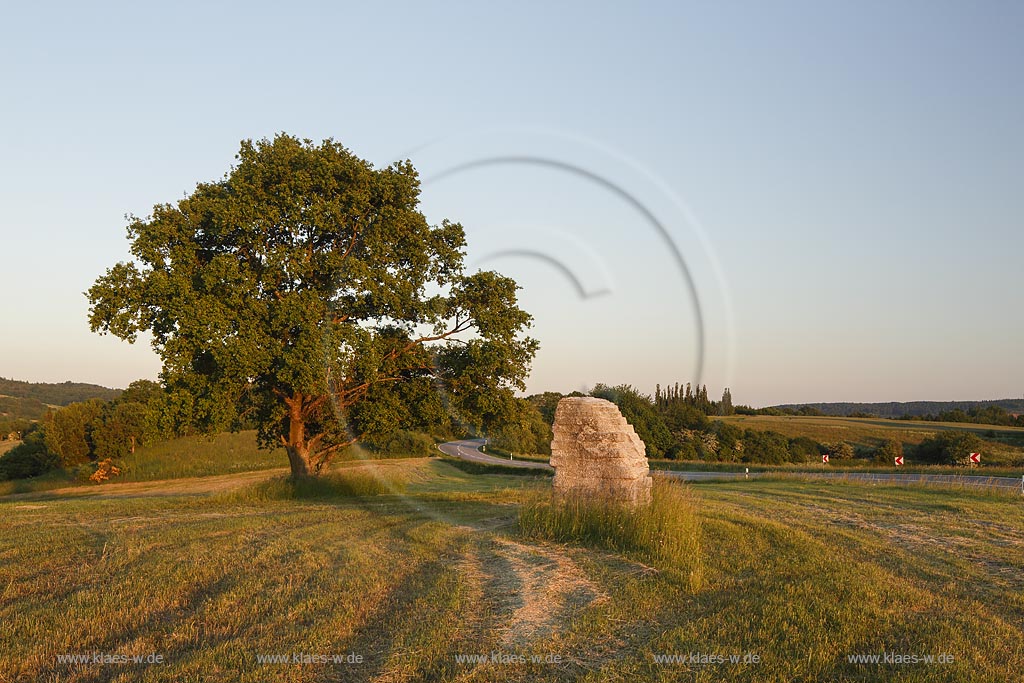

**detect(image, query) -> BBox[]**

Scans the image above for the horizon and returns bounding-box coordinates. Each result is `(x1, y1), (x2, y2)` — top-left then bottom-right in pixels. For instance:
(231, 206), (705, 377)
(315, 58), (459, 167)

(1, 2), (1021, 406)
(1, 372), (1020, 411)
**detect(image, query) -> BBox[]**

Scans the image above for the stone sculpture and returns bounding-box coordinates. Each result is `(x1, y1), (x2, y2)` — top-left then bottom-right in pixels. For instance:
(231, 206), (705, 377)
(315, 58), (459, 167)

(550, 397), (652, 506)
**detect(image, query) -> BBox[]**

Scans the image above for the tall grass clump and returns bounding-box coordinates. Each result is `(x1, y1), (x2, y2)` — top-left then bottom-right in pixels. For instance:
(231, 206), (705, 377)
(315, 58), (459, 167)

(226, 469), (407, 503)
(518, 477), (702, 590)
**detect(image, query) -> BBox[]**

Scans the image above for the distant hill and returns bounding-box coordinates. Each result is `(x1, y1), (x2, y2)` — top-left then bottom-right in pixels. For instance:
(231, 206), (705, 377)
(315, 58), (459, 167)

(0, 377), (121, 407)
(0, 395), (50, 421)
(773, 399), (1024, 419)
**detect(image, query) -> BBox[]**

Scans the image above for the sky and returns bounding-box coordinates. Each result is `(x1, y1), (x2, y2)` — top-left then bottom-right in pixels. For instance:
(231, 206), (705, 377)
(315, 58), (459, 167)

(1, 1), (1021, 407)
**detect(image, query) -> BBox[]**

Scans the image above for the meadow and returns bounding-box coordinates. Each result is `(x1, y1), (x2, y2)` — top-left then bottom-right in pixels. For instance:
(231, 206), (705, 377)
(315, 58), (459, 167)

(2, 445), (1023, 682)
(716, 414), (1024, 451)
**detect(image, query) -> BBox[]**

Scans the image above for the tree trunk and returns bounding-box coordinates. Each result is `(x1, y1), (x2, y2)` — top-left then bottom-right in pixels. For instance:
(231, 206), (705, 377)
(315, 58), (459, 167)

(286, 444), (312, 479)
(285, 392), (314, 479)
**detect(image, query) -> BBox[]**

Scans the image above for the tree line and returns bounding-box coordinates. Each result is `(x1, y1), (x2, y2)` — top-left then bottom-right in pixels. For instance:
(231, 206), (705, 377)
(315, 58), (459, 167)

(0, 376), (121, 406)
(770, 399), (1024, 424)
(1, 377), (1004, 481)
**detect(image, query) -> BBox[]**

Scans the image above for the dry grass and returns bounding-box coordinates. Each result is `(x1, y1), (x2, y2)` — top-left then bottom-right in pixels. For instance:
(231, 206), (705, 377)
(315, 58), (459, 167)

(2, 460), (1023, 681)
(518, 478), (703, 591)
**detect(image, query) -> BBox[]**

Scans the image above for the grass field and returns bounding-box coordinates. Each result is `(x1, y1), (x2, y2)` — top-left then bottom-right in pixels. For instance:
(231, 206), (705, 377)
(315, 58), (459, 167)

(716, 414), (1024, 463)
(0, 431), (441, 497)
(2, 454), (1023, 682)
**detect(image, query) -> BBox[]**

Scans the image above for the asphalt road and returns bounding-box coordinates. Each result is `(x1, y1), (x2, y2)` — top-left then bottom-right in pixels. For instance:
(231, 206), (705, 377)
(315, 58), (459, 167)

(438, 439), (1024, 492)
(436, 439), (553, 471)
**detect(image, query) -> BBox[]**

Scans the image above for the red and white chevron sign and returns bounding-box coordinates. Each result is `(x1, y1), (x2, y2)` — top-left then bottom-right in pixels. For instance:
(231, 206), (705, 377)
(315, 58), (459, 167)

(822, 454), (829, 464)
(894, 456), (904, 466)
(970, 452), (981, 464)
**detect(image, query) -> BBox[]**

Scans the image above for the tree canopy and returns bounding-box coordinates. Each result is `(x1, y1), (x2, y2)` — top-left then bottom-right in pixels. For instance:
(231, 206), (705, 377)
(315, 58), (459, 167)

(88, 134), (537, 477)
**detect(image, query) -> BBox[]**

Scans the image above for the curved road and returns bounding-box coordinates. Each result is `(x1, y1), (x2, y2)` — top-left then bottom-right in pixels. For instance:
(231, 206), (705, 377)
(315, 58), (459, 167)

(437, 439), (552, 471)
(438, 439), (1024, 492)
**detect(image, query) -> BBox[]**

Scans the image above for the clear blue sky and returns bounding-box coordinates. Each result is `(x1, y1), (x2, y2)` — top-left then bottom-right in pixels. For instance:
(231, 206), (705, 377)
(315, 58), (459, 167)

(1, 1), (1021, 407)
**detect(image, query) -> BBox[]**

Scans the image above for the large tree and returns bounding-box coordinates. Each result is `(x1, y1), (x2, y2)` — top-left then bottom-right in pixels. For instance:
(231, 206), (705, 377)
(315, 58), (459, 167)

(88, 135), (537, 478)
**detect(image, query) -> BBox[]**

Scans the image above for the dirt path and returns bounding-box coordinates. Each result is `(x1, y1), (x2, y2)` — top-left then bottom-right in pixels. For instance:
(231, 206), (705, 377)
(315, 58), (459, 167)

(458, 535), (607, 650)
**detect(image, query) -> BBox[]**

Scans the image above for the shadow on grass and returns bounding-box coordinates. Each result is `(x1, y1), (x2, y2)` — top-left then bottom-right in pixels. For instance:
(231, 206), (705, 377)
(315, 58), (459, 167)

(437, 455), (552, 478)
(223, 470), (408, 503)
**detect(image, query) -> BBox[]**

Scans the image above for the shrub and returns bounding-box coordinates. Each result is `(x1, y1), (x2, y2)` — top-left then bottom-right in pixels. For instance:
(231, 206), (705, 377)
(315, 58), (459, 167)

(742, 430), (791, 464)
(916, 431), (984, 466)
(788, 436), (823, 463)
(361, 429), (436, 457)
(43, 399), (106, 465)
(0, 432), (61, 480)
(518, 477), (703, 591)
(874, 439), (904, 464)
(591, 384), (675, 458)
(89, 458), (123, 483)
(823, 441), (855, 460)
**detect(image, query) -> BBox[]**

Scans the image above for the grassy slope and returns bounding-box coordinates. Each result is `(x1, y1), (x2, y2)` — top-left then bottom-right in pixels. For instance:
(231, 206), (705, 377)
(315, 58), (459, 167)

(0, 431), (287, 497)
(115, 430), (287, 482)
(717, 414), (1024, 446)
(717, 414), (1024, 462)
(2, 459), (1023, 682)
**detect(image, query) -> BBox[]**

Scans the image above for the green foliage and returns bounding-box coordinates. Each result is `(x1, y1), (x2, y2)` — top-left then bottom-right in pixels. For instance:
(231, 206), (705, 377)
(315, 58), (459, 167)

(742, 429), (793, 464)
(774, 399), (1024, 420)
(43, 399), (105, 466)
(662, 401), (710, 432)
(875, 438), (904, 464)
(518, 478), (703, 590)
(719, 387), (734, 415)
(360, 429), (437, 457)
(0, 418), (34, 439)
(526, 391), (564, 426)
(488, 397), (552, 455)
(655, 381), (716, 416)
(823, 441), (855, 460)
(591, 384), (675, 457)
(91, 401), (154, 459)
(916, 430), (985, 466)
(711, 421), (742, 458)
(87, 134), (537, 477)
(0, 377), (121, 406)
(788, 436), (823, 463)
(0, 429), (60, 480)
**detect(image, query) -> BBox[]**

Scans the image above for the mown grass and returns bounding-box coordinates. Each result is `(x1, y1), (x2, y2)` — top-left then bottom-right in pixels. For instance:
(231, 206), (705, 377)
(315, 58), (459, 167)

(753, 470), (1024, 497)
(2, 462), (1023, 681)
(518, 478), (703, 590)
(651, 458), (1024, 478)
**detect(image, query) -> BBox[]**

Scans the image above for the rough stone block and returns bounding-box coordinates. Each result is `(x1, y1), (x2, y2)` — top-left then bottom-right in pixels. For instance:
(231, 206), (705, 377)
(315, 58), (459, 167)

(549, 397), (652, 506)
